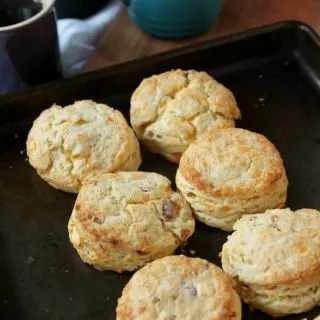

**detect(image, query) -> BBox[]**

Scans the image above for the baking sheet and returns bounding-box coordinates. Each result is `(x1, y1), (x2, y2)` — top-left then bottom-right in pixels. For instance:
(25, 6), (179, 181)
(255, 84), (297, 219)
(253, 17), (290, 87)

(1, 21), (320, 319)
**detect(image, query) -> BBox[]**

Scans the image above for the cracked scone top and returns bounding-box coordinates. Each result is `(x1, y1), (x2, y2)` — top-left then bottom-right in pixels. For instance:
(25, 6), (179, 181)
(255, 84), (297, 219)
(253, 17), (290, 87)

(130, 69), (241, 163)
(116, 255), (241, 320)
(176, 128), (288, 231)
(26, 100), (141, 193)
(221, 208), (320, 317)
(68, 172), (195, 272)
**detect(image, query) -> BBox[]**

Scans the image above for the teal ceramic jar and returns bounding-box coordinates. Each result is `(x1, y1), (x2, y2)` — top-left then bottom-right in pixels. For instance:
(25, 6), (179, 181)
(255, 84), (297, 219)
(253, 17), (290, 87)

(123, 0), (222, 39)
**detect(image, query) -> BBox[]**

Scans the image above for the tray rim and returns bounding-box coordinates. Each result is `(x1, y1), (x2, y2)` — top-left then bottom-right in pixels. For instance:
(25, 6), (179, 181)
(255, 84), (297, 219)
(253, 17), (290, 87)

(1, 19), (320, 320)
(0, 20), (320, 105)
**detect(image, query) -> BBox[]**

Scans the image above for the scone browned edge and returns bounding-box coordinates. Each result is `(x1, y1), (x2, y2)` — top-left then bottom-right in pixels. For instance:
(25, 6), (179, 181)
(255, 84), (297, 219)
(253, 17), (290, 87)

(68, 172), (195, 272)
(27, 100), (141, 193)
(117, 255), (241, 320)
(221, 208), (320, 317)
(176, 128), (288, 231)
(130, 69), (241, 163)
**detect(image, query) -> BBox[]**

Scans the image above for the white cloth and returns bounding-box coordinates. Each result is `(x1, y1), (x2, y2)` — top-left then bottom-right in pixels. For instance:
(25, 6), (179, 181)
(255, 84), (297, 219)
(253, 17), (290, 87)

(57, 0), (121, 77)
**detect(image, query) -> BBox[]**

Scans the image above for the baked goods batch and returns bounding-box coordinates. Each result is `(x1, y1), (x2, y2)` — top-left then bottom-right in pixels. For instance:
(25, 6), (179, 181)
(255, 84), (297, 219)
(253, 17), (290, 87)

(26, 69), (320, 319)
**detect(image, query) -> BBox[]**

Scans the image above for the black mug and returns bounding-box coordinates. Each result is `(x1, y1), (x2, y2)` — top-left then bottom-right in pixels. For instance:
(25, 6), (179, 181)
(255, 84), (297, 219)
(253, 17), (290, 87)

(0, 0), (61, 95)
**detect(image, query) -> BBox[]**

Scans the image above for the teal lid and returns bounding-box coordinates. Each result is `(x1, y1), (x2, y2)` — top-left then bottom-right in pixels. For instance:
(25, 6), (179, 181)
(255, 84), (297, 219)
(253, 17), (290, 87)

(124, 0), (221, 39)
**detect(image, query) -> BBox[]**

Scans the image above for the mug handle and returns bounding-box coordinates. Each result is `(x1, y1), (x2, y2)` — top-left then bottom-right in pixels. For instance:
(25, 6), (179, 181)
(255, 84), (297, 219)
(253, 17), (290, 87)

(122, 0), (131, 5)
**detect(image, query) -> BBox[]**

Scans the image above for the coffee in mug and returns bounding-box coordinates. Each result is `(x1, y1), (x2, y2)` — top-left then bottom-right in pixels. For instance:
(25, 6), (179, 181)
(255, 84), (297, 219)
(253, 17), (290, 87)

(0, 0), (43, 27)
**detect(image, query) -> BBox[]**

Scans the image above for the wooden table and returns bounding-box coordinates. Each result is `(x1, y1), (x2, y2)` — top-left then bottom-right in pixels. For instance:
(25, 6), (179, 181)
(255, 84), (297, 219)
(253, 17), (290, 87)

(84, 0), (320, 72)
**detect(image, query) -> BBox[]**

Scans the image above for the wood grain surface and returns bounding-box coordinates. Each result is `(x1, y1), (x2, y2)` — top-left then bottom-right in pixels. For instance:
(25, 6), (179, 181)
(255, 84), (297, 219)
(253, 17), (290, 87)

(84, 0), (320, 72)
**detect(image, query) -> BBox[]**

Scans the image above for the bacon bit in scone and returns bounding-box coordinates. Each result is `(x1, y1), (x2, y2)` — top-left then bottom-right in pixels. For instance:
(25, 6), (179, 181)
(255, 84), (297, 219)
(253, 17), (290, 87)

(186, 192), (195, 197)
(271, 214), (279, 223)
(108, 238), (119, 245)
(147, 131), (154, 138)
(156, 134), (162, 139)
(93, 216), (103, 224)
(240, 283), (256, 299)
(136, 250), (148, 255)
(140, 187), (148, 192)
(171, 152), (182, 162)
(75, 204), (81, 211)
(180, 228), (190, 240)
(152, 297), (160, 304)
(185, 283), (197, 297)
(249, 216), (257, 221)
(162, 199), (176, 219)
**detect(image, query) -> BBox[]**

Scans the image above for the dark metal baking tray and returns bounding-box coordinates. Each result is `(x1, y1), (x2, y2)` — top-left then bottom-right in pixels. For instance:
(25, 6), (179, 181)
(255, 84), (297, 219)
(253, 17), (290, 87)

(1, 21), (320, 320)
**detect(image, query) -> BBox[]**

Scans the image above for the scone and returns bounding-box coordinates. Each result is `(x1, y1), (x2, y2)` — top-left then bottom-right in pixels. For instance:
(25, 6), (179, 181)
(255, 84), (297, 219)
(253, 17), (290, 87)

(176, 128), (288, 231)
(27, 100), (141, 193)
(130, 69), (241, 163)
(68, 172), (195, 272)
(221, 208), (320, 317)
(116, 255), (241, 320)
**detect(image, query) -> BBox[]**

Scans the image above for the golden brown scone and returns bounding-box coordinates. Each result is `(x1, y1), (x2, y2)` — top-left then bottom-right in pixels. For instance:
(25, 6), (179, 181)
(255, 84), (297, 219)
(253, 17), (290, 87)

(116, 255), (241, 320)
(221, 208), (320, 317)
(27, 100), (141, 193)
(176, 128), (288, 231)
(68, 172), (195, 272)
(130, 69), (241, 163)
